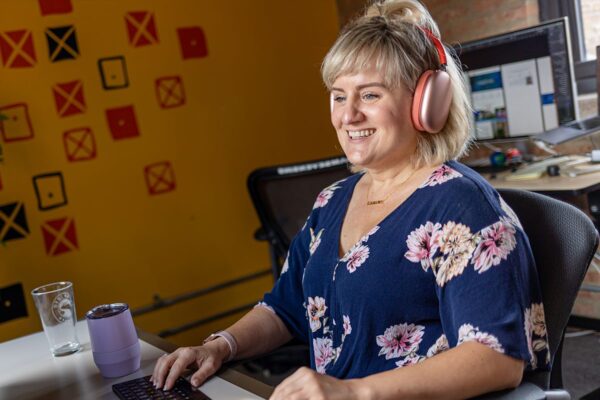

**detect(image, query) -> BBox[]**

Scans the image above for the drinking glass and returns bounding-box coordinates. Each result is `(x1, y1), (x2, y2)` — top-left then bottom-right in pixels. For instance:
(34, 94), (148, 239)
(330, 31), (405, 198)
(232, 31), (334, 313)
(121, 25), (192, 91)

(31, 281), (81, 356)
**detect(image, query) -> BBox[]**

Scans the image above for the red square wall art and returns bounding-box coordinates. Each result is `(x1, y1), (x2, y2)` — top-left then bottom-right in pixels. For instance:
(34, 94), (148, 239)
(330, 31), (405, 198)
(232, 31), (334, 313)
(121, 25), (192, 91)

(106, 105), (140, 140)
(177, 27), (207, 59)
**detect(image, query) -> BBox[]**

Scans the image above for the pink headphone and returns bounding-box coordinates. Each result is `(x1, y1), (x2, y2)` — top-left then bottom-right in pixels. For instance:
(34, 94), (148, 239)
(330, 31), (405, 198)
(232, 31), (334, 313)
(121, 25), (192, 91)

(411, 27), (452, 133)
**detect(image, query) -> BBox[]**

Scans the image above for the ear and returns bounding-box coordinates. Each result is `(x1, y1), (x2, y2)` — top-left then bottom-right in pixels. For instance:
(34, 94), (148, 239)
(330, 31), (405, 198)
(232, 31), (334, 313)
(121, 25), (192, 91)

(411, 70), (452, 133)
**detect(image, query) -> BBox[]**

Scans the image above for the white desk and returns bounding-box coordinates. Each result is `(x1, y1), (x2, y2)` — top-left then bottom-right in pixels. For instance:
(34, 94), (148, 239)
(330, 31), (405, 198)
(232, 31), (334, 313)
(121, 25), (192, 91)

(0, 321), (271, 399)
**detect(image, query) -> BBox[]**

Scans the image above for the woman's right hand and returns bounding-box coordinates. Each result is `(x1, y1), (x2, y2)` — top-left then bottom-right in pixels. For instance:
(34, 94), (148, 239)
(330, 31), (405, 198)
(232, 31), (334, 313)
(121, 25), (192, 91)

(150, 339), (229, 391)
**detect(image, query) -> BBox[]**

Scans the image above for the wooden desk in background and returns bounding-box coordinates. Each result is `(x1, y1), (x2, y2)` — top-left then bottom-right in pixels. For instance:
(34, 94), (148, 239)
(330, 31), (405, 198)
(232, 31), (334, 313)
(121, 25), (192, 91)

(485, 168), (600, 196)
(483, 168), (600, 219)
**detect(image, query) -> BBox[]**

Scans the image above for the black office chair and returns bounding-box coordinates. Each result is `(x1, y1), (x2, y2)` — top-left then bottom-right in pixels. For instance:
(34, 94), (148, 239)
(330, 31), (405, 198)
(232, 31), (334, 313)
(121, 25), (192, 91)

(477, 189), (599, 399)
(247, 155), (353, 280)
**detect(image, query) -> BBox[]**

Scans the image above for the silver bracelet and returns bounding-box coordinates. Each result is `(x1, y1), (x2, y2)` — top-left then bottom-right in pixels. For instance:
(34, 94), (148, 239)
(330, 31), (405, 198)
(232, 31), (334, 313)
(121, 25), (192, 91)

(203, 330), (238, 362)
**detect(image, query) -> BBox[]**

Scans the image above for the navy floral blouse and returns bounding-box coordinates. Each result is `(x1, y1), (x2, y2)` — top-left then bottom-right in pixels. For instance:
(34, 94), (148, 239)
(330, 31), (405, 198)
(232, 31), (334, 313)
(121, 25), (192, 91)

(259, 161), (550, 379)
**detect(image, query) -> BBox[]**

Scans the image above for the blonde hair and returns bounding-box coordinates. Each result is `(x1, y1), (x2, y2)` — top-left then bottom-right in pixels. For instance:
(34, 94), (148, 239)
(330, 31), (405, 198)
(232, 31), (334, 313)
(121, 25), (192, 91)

(321, 0), (471, 168)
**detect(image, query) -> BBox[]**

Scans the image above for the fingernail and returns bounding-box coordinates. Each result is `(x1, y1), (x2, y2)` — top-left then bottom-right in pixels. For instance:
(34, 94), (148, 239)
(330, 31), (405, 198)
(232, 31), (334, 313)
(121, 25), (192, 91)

(192, 379), (198, 386)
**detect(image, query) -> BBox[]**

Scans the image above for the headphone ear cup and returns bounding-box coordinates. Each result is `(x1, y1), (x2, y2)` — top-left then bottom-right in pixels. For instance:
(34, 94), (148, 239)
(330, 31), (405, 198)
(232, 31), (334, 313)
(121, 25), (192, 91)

(411, 70), (433, 132)
(411, 70), (452, 133)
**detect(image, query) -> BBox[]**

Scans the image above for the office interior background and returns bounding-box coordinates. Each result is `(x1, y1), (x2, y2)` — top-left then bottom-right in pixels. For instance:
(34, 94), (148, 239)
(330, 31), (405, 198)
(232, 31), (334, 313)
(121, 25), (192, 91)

(1, 0), (599, 357)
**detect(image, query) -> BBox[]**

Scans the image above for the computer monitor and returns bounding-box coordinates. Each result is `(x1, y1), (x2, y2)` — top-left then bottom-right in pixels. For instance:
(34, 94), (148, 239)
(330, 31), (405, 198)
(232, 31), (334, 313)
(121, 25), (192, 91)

(455, 18), (579, 141)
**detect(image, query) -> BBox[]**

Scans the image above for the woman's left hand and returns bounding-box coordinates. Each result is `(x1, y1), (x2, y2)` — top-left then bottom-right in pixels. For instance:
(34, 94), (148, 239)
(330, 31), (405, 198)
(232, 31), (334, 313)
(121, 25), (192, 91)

(269, 367), (367, 400)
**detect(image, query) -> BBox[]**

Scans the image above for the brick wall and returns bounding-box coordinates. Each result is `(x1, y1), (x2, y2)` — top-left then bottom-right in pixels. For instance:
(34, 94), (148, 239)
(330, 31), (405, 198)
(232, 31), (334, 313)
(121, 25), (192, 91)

(334, 0), (539, 42)
(425, 0), (539, 43)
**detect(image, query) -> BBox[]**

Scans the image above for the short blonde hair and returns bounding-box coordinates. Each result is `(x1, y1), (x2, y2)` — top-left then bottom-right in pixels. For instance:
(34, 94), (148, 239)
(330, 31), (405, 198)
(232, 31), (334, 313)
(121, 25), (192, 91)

(321, 0), (471, 168)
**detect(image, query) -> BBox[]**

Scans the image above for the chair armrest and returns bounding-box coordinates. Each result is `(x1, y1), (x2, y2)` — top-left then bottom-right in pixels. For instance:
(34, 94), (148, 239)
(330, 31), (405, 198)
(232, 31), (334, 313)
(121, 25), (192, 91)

(544, 390), (571, 400)
(473, 382), (570, 400)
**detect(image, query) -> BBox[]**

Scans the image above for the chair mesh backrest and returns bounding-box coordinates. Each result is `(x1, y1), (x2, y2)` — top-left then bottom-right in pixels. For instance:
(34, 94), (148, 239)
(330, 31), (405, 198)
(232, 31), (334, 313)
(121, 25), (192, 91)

(247, 156), (352, 267)
(498, 189), (598, 366)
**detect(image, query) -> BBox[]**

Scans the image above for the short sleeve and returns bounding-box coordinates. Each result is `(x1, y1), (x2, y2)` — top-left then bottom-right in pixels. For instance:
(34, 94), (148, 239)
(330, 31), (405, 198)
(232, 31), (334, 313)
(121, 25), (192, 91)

(434, 204), (550, 371)
(260, 220), (311, 343)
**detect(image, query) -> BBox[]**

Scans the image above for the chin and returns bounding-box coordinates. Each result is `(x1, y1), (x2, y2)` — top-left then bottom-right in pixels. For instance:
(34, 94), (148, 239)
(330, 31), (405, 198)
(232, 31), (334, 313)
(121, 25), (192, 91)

(344, 155), (370, 169)
(342, 151), (362, 165)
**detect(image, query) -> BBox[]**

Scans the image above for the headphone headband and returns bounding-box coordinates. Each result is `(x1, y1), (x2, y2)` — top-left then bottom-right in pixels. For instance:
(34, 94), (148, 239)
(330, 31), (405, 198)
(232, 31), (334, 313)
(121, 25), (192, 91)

(417, 27), (447, 68)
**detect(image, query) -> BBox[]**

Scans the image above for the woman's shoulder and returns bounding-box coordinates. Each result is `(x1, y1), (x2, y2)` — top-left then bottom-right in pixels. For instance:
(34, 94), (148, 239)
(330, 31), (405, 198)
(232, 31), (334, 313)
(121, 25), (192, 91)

(418, 161), (490, 200)
(418, 161), (520, 232)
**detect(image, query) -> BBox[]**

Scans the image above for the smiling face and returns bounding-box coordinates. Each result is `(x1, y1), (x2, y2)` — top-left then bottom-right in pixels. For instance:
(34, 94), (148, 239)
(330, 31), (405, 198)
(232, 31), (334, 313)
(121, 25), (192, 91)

(330, 69), (418, 171)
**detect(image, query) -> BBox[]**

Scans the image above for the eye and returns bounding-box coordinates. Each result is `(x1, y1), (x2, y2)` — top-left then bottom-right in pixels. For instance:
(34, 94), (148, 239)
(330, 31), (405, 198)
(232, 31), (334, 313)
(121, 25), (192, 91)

(362, 92), (380, 101)
(332, 94), (346, 103)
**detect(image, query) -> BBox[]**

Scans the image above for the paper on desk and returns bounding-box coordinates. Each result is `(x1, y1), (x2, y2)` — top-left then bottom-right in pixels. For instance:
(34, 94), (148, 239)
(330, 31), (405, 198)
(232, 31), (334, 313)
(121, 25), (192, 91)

(564, 163), (600, 177)
(504, 171), (545, 181)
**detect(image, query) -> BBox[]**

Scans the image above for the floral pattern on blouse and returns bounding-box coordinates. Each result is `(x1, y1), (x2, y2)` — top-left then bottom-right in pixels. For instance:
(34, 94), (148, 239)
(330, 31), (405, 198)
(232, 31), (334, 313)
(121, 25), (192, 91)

(426, 334), (449, 357)
(435, 222), (477, 286)
(314, 337), (335, 374)
(307, 296), (327, 332)
(345, 244), (370, 273)
(405, 222), (442, 271)
(308, 296), (353, 373)
(524, 302), (550, 369)
(332, 225), (380, 279)
(393, 332), (449, 368)
(405, 217), (519, 287)
(420, 165), (463, 188)
(313, 183), (342, 209)
(309, 228), (324, 255)
(457, 323), (504, 353)
(472, 217), (517, 273)
(343, 315), (352, 335)
(376, 323), (425, 360)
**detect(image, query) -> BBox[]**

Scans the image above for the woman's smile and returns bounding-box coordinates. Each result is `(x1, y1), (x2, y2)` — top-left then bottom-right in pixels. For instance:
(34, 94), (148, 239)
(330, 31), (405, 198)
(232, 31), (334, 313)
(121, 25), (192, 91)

(347, 129), (376, 140)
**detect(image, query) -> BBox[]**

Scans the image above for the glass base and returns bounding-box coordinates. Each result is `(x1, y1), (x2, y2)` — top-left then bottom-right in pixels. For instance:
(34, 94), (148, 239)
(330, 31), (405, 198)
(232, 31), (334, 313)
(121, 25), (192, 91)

(52, 341), (81, 357)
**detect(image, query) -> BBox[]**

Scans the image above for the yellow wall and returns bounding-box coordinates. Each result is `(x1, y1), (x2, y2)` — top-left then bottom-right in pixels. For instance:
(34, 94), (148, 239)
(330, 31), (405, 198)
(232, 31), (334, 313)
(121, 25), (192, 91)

(0, 0), (340, 345)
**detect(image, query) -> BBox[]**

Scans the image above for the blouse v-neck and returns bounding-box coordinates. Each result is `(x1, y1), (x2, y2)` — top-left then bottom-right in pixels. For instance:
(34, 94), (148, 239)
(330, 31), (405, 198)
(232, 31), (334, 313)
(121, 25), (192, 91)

(334, 167), (437, 260)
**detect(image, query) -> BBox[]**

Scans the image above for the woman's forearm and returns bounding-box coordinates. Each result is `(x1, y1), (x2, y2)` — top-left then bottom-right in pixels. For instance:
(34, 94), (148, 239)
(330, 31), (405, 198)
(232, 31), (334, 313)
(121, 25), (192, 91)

(354, 342), (524, 400)
(223, 306), (294, 361)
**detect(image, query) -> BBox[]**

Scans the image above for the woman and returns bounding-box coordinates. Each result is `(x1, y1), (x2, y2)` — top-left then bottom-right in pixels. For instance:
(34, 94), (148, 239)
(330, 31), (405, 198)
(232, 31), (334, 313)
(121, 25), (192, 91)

(152, 1), (550, 398)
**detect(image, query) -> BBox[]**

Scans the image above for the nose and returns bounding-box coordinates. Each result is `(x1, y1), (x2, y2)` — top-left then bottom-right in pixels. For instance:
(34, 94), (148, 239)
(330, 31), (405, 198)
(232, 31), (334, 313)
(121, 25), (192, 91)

(341, 100), (364, 126)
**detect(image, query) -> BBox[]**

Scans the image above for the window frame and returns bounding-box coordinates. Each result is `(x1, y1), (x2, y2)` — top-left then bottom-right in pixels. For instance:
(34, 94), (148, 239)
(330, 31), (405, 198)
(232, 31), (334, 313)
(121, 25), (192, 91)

(539, 0), (597, 94)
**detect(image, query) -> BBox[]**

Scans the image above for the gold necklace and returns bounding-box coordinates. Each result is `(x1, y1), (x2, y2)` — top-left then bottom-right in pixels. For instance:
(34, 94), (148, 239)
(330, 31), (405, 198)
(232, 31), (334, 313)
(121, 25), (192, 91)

(366, 168), (417, 206)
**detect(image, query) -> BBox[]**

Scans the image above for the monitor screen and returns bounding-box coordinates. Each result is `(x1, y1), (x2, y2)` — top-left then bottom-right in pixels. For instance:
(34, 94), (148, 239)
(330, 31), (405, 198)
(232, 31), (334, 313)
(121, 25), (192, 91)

(455, 18), (579, 141)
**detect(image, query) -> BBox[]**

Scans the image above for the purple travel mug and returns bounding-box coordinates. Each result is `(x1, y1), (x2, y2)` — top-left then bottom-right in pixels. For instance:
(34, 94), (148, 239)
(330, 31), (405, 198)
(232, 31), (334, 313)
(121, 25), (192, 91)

(86, 303), (141, 378)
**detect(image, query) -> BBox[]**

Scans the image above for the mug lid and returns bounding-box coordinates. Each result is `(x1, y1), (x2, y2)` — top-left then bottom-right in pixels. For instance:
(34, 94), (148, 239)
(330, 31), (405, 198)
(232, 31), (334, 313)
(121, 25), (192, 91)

(86, 303), (129, 320)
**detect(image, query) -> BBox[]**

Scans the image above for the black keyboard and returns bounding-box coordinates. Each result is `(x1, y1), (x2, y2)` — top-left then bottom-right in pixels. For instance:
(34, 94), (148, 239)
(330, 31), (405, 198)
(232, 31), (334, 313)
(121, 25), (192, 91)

(112, 375), (211, 400)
